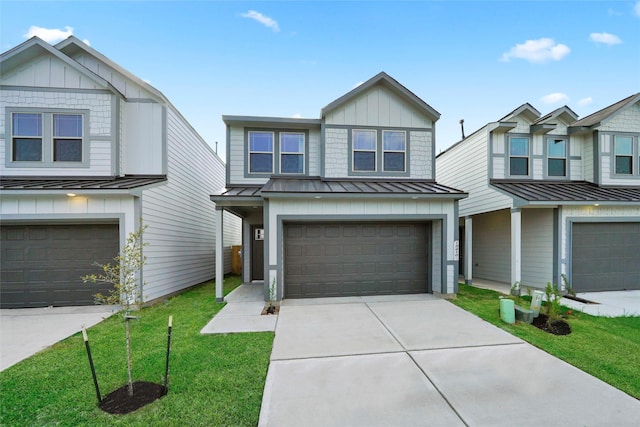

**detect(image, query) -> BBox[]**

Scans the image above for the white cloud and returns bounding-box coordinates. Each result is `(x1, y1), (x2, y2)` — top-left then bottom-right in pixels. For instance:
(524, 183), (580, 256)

(590, 32), (622, 45)
(500, 38), (570, 63)
(608, 8), (622, 16)
(353, 81), (364, 89)
(24, 25), (74, 44)
(291, 113), (302, 118)
(541, 92), (569, 105)
(82, 39), (91, 46)
(241, 10), (280, 32)
(577, 97), (593, 107)
(635, 1), (640, 17)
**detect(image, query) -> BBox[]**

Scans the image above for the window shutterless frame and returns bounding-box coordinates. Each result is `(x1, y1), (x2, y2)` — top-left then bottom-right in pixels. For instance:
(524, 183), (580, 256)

(546, 137), (567, 177)
(382, 130), (406, 172)
(352, 129), (377, 172)
(508, 136), (530, 176)
(279, 132), (305, 174)
(613, 135), (634, 175)
(248, 131), (275, 174)
(6, 108), (89, 168)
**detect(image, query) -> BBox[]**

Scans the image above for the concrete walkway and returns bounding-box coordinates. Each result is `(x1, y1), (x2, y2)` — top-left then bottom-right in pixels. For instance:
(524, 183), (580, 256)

(0, 305), (116, 371)
(259, 296), (640, 427)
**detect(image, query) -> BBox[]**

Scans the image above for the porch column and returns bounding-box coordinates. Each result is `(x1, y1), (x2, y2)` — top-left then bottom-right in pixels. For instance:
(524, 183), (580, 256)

(511, 208), (522, 286)
(465, 216), (473, 285)
(215, 206), (224, 303)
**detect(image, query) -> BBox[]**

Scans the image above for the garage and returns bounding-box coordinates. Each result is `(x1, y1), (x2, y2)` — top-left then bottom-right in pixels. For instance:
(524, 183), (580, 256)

(1, 224), (119, 308)
(571, 222), (640, 292)
(284, 222), (430, 298)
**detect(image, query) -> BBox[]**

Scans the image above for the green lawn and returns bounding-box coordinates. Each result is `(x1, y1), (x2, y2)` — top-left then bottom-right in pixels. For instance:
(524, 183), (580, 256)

(0, 276), (274, 427)
(450, 284), (640, 399)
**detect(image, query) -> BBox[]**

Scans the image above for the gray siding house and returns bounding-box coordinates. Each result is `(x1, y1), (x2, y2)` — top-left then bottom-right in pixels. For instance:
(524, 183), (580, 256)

(436, 94), (640, 292)
(0, 36), (241, 308)
(212, 72), (467, 302)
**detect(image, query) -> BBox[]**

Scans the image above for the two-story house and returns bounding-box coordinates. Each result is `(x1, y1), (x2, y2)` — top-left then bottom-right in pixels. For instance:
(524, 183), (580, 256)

(0, 36), (240, 308)
(211, 72), (467, 303)
(436, 94), (640, 293)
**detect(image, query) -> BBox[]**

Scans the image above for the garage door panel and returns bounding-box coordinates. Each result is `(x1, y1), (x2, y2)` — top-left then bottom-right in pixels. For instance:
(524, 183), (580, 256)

(284, 222), (429, 298)
(1, 224), (119, 308)
(572, 222), (640, 292)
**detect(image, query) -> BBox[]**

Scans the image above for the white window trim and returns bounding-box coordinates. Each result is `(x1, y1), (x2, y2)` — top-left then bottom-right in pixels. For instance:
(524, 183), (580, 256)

(613, 134), (635, 176)
(352, 129), (377, 172)
(546, 137), (567, 178)
(382, 130), (407, 172)
(248, 131), (275, 175)
(279, 132), (305, 175)
(508, 135), (530, 177)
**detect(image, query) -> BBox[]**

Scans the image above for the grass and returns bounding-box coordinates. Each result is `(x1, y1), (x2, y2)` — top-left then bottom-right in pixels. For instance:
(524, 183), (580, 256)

(0, 276), (274, 427)
(451, 284), (640, 399)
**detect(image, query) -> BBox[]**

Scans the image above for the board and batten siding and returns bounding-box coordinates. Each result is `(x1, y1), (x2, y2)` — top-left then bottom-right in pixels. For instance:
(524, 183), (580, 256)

(266, 198), (458, 294)
(471, 209), (511, 283)
(1, 54), (104, 90)
(436, 128), (512, 217)
(121, 101), (164, 175)
(0, 88), (113, 176)
(140, 106), (240, 302)
(521, 208), (553, 288)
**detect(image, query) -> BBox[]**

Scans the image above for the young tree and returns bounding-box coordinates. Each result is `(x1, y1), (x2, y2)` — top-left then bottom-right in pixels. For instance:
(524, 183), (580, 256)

(82, 223), (148, 397)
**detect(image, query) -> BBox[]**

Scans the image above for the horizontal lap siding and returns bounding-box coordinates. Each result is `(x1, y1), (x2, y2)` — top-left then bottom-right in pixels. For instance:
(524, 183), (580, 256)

(141, 108), (240, 302)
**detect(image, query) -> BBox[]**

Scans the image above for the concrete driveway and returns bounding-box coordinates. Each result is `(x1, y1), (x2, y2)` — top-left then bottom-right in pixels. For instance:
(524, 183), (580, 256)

(259, 295), (640, 427)
(0, 306), (115, 371)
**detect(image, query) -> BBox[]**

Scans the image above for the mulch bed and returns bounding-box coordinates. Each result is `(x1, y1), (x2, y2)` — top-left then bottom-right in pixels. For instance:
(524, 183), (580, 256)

(99, 381), (167, 414)
(532, 313), (572, 335)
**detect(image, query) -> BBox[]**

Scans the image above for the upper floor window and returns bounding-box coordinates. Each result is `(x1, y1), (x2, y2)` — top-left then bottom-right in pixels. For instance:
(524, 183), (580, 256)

(12, 113), (42, 161)
(280, 132), (304, 174)
(509, 136), (529, 176)
(353, 129), (376, 172)
(614, 135), (633, 175)
(547, 138), (567, 177)
(10, 111), (85, 165)
(249, 131), (274, 173)
(383, 131), (406, 172)
(53, 114), (83, 162)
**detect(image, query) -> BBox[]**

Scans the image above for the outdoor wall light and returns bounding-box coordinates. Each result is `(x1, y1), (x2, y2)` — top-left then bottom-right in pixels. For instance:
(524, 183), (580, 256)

(67, 193), (77, 197)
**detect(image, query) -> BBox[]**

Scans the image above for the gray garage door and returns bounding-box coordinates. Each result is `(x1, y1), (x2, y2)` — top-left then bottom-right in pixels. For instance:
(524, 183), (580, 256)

(1, 224), (119, 308)
(284, 222), (429, 298)
(572, 222), (640, 292)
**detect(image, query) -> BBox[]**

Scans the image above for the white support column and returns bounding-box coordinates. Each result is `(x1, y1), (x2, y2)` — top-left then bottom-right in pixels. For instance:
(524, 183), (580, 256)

(511, 208), (522, 286)
(215, 207), (224, 303)
(465, 216), (473, 285)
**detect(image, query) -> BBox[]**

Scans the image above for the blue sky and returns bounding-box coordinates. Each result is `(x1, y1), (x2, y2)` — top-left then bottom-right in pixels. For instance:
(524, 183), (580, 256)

(2, 1), (639, 160)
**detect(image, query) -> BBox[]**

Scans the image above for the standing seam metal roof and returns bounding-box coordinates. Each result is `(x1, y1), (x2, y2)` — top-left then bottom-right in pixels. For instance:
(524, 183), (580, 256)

(0, 175), (167, 190)
(490, 180), (640, 202)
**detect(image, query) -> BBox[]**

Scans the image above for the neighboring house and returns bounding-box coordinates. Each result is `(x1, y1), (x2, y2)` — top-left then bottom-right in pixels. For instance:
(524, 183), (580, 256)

(0, 36), (240, 308)
(436, 94), (640, 292)
(211, 72), (467, 302)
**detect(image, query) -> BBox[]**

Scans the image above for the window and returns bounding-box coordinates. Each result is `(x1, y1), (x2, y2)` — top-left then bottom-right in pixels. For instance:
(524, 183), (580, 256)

(383, 131), (406, 172)
(249, 131), (274, 173)
(614, 135), (633, 175)
(280, 132), (304, 174)
(547, 138), (567, 177)
(509, 137), (529, 176)
(353, 129), (376, 171)
(12, 113), (43, 161)
(53, 114), (83, 161)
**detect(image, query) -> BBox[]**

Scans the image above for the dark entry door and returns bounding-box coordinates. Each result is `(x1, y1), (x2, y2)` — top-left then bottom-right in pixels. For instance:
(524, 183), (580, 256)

(251, 225), (264, 281)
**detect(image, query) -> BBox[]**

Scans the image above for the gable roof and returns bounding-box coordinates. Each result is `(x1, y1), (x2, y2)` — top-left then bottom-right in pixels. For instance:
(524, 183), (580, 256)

(55, 36), (165, 103)
(570, 93), (640, 129)
(533, 106), (578, 125)
(498, 103), (540, 123)
(0, 37), (123, 98)
(320, 72), (440, 122)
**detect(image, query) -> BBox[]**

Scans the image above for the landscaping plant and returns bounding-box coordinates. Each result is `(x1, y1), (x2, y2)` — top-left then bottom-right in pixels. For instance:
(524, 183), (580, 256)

(82, 223), (148, 397)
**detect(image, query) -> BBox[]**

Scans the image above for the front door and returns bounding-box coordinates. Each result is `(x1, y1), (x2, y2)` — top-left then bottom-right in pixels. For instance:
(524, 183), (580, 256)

(251, 225), (265, 281)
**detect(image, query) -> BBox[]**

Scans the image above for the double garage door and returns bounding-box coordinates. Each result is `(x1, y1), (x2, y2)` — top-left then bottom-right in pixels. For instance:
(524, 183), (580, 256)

(284, 222), (430, 298)
(1, 224), (119, 308)
(572, 222), (640, 292)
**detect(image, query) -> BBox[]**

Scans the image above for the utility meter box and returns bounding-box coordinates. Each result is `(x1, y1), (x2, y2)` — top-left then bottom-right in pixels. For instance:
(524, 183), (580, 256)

(530, 290), (544, 317)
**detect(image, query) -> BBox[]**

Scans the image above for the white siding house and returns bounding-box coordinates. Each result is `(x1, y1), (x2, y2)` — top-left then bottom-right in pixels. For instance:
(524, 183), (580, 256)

(0, 36), (240, 308)
(436, 95), (640, 292)
(212, 72), (466, 302)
